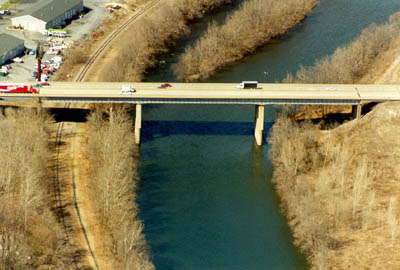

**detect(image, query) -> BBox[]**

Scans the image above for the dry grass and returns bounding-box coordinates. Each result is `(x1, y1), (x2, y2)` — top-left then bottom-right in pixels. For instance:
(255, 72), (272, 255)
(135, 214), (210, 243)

(174, 0), (317, 81)
(0, 108), (77, 270)
(85, 106), (154, 270)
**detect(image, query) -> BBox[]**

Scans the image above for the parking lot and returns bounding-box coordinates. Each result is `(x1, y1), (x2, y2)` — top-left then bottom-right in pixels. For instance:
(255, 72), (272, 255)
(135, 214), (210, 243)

(0, 0), (107, 82)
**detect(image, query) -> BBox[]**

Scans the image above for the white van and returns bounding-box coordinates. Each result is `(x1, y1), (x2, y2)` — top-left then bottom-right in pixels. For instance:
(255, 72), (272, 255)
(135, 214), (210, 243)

(120, 85), (136, 95)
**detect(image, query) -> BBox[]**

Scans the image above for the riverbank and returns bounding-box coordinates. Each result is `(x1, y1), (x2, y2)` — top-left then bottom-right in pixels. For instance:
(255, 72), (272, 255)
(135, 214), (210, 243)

(269, 12), (400, 269)
(174, 0), (317, 81)
(84, 106), (154, 270)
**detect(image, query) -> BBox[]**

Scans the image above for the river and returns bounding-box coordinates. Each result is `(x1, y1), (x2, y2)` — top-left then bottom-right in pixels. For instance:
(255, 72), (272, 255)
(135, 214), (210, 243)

(138, 1), (400, 269)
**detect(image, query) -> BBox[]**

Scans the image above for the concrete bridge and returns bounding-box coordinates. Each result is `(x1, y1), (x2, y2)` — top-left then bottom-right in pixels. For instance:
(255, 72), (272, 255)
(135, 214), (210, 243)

(2, 82), (400, 145)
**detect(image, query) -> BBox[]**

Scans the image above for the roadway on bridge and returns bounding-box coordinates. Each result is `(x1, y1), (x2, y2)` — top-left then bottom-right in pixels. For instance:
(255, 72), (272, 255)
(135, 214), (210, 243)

(2, 83), (400, 104)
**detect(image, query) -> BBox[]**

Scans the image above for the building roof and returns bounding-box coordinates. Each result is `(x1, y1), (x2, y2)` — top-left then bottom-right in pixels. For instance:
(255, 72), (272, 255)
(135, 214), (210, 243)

(0, 33), (24, 56)
(31, 0), (82, 23)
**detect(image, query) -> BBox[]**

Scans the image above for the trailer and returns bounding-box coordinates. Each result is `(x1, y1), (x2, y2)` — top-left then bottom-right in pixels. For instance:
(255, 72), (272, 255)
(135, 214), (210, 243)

(45, 28), (67, 38)
(0, 84), (39, 94)
(236, 81), (258, 89)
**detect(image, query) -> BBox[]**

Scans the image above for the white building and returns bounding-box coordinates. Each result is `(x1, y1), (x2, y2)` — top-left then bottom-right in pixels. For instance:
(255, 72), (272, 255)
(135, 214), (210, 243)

(0, 33), (25, 66)
(11, 0), (84, 34)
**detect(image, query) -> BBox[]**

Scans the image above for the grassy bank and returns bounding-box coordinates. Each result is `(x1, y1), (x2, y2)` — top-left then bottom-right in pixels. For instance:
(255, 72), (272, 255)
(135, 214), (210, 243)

(269, 12), (400, 270)
(85, 106), (154, 270)
(0, 109), (77, 270)
(99, 0), (234, 82)
(174, 0), (317, 81)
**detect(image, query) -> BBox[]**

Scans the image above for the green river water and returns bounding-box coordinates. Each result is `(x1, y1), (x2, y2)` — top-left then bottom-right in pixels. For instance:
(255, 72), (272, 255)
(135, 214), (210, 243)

(138, 1), (400, 269)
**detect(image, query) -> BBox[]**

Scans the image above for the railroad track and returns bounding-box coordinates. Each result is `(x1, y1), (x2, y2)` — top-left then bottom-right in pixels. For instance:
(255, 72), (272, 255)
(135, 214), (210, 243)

(53, 103), (80, 269)
(67, 2), (162, 268)
(75, 0), (161, 82)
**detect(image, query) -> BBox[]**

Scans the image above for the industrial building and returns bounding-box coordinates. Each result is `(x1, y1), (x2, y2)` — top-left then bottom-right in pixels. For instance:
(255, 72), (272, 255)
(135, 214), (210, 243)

(11, 0), (84, 34)
(0, 33), (25, 66)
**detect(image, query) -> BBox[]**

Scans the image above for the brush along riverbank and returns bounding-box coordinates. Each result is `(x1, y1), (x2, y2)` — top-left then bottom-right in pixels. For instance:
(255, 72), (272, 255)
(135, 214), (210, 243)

(84, 106), (154, 270)
(268, 12), (400, 270)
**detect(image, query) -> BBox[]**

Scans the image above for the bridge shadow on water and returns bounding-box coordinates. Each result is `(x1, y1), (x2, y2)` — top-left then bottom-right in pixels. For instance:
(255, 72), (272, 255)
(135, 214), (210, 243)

(140, 120), (274, 143)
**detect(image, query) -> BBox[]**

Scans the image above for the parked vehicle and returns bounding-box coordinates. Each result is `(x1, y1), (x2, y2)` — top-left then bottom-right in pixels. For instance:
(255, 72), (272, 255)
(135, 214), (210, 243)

(0, 10), (11, 15)
(120, 85), (136, 95)
(45, 28), (67, 38)
(0, 84), (38, 94)
(12, 57), (23, 63)
(236, 81), (258, 89)
(0, 70), (8, 77)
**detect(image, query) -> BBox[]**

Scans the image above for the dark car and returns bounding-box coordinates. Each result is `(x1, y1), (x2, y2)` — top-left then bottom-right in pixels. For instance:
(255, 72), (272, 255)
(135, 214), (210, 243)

(158, 83), (172, 88)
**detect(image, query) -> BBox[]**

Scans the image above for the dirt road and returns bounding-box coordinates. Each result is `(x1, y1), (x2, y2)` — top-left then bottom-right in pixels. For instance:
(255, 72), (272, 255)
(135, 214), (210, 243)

(375, 55), (400, 84)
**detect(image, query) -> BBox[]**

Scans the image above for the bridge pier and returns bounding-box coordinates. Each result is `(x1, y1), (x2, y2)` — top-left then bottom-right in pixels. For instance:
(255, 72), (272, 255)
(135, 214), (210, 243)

(352, 104), (362, 119)
(135, 104), (142, 145)
(254, 105), (264, 146)
(36, 97), (42, 117)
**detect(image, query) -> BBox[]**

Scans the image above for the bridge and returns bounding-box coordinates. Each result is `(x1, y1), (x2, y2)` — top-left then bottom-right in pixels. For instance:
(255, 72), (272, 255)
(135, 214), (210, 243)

(2, 82), (400, 145)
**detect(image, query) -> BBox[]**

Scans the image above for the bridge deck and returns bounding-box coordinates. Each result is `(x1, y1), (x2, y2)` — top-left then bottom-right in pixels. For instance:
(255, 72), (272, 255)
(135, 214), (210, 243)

(1, 83), (400, 105)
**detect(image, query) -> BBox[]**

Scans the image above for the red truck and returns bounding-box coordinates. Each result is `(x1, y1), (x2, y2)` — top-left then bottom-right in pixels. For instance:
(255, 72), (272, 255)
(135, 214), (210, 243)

(0, 84), (39, 94)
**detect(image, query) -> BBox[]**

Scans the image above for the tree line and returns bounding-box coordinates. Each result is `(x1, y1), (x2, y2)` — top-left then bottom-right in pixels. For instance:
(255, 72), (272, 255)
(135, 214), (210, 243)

(86, 106), (154, 270)
(0, 109), (78, 270)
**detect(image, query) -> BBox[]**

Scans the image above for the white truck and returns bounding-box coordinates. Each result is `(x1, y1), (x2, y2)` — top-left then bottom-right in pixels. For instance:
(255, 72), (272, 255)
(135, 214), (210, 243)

(236, 81), (258, 89)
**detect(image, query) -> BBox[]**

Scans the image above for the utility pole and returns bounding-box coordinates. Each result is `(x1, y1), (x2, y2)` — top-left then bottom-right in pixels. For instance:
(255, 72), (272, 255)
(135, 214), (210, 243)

(35, 42), (43, 82)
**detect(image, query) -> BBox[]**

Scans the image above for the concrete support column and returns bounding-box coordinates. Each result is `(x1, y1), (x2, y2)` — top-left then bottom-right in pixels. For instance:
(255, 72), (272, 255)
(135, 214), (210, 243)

(254, 105), (264, 146)
(36, 97), (42, 117)
(352, 104), (362, 119)
(135, 104), (142, 145)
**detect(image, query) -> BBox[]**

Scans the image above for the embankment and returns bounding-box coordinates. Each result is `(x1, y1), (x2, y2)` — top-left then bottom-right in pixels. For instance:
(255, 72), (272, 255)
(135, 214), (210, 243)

(0, 108), (81, 269)
(99, 0), (234, 82)
(174, 0), (317, 82)
(268, 12), (400, 270)
(84, 106), (154, 270)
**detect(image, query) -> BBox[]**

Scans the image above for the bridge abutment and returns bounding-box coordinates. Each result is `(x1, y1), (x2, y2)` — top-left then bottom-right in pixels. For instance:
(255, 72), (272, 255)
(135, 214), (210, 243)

(254, 105), (264, 146)
(135, 104), (142, 145)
